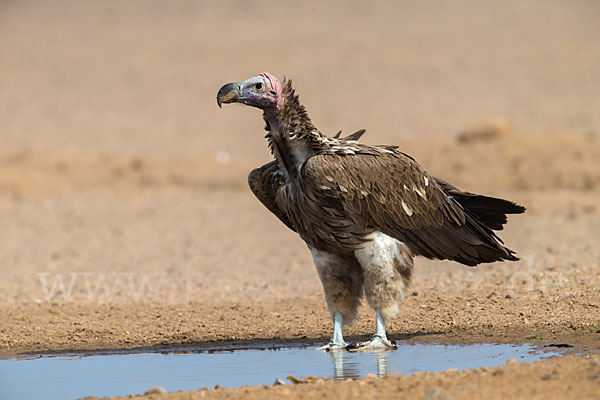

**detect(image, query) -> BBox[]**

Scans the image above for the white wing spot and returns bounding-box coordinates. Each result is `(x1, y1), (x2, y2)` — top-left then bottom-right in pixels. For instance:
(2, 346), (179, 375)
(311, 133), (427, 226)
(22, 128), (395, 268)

(325, 175), (334, 182)
(339, 185), (349, 193)
(403, 184), (410, 191)
(319, 185), (330, 190)
(424, 176), (429, 186)
(415, 187), (426, 198)
(401, 201), (413, 216)
(360, 190), (369, 197)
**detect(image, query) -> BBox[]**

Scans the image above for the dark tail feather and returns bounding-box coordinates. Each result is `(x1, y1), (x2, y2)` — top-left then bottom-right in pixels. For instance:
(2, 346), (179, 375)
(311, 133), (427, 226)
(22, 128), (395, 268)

(399, 215), (520, 267)
(410, 177), (527, 266)
(435, 178), (526, 231)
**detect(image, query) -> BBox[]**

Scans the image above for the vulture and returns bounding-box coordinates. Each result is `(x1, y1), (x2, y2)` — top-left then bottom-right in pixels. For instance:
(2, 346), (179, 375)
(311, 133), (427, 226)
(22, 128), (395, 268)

(216, 73), (525, 350)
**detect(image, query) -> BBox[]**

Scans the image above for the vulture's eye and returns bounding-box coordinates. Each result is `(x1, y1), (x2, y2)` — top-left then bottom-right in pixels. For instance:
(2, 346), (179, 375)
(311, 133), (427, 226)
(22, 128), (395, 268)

(255, 83), (263, 90)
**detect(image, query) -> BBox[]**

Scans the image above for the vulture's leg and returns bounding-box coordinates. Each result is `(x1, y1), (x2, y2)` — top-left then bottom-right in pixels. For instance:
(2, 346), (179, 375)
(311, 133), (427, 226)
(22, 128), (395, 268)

(310, 248), (363, 350)
(350, 231), (413, 351)
(318, 312), (346, 350)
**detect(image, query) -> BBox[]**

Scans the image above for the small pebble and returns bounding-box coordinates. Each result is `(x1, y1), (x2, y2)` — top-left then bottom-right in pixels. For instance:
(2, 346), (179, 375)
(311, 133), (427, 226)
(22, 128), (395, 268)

(457, 384), (474, 392)
(426, 387), (441, 398)
(273, 378), (286, 386)
(541, 373), (557, 380)
(590, 359), (600, 367)
(144, 386), (167, 395)
(506, 358), (518, 366)
(588, 374), (599, 381)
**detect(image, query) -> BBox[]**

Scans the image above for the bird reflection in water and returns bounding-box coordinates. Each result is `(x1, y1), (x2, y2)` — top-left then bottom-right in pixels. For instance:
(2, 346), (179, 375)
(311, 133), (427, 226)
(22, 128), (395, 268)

(328, 349), (389, 380)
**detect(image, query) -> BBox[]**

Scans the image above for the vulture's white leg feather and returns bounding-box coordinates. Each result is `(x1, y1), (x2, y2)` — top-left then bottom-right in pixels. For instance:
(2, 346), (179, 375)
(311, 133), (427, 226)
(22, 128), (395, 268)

(310, 248), (363, 325)
(354, 231), (413, 324)
(310, 247), (363, 350)
(345, 232), (410, 350)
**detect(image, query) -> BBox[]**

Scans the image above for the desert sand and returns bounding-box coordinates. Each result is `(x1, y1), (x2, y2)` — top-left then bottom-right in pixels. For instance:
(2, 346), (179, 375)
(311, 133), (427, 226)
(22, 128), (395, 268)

(1, 1), (599, 399)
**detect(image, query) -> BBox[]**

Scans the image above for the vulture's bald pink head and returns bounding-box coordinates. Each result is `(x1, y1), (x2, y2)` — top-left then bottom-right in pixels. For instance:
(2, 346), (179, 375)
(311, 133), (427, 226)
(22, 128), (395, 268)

(217, 72), (284, 110)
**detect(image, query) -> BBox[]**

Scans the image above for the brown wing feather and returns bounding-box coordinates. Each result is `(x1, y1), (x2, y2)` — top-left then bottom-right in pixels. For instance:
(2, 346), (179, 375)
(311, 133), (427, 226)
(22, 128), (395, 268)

(333, 129), (366, 141)
(248, 161), (296, 232)
(303, 152), (452, 230)
(302, 151), (519, 266)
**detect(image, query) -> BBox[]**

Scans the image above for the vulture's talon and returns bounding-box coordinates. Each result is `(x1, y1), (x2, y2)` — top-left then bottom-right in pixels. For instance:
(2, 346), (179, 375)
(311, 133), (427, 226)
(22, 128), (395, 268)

(317, 341), (347, 351)
(346, 335), (396, 352)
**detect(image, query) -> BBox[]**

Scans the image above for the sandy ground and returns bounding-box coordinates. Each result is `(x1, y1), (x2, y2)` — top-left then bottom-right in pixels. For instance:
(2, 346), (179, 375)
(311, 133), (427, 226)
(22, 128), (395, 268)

(1, 1), (600, 399)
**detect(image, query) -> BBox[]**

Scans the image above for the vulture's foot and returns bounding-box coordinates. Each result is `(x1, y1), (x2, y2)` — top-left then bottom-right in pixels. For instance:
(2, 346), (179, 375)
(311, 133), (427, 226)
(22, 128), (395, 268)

(317, 340), (347, 352)
(346, 335), (397, 352)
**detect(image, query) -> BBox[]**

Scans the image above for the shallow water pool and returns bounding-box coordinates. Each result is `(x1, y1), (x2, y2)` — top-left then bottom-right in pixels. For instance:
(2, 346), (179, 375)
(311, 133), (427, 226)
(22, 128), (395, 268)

(0, 342), (561, 400)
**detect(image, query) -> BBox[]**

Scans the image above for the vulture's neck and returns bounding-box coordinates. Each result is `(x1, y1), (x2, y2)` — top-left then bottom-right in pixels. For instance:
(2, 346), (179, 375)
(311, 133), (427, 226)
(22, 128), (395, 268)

(263, 80), (323, 180)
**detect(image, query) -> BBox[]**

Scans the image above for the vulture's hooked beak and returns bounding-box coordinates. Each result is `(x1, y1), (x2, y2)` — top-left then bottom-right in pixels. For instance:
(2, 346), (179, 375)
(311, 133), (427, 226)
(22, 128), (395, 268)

(216, 82), (241, 108)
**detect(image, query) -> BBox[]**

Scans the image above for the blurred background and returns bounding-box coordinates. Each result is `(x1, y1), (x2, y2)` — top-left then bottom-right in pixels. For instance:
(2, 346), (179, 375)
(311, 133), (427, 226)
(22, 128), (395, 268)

(2, 0), (599, 158)
(1, 0), (599, 304)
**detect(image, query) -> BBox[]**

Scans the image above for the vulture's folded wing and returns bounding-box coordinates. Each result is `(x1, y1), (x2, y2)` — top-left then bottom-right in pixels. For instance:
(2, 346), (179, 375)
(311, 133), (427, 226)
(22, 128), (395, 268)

(248, 161), (297, 232)
(302, 152), (460, 230)
(302, 152), (519, 266)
